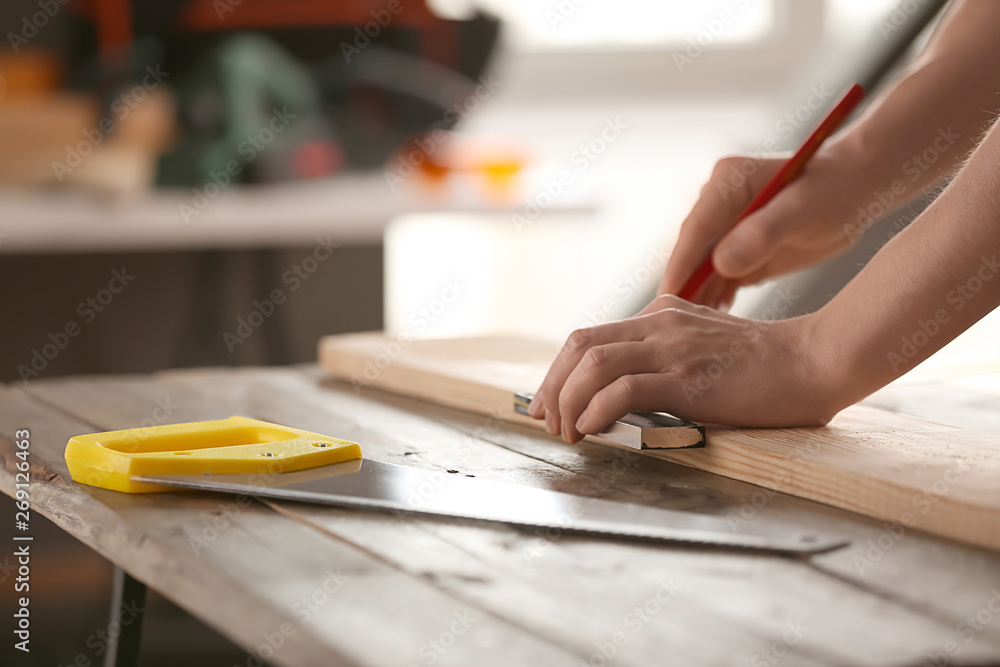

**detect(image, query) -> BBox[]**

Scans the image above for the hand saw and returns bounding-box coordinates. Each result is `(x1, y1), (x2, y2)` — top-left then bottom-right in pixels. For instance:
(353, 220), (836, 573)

(64, 417), (847, 555)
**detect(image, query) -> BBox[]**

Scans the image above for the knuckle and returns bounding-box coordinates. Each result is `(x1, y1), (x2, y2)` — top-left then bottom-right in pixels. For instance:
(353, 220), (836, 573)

(711, 155), (741, 177)
(613, 374), (639, 398)
(744, 220), (776, 247)
(651, 305), (688, 326)
(653, 294), (685, 309)
(678, 214), (715, 245)
(582, 345), (611, 373)
(565, 327), (593, 353)
(779, 183), (808, 212)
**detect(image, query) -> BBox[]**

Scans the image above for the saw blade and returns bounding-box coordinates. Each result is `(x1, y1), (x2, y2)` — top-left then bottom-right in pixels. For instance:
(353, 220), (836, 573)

(138, 458), (846, 555)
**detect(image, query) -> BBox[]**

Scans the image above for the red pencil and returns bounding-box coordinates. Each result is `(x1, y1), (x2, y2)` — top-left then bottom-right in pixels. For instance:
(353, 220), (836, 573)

(677, 82), (866, 302)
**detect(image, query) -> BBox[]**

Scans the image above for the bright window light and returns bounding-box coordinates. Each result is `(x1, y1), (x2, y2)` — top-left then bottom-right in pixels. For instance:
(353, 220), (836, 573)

(431, 0), (776, 51)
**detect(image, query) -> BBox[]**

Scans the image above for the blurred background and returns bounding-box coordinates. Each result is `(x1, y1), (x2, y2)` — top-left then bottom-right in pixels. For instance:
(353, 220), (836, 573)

(5, 0), (1000, 665)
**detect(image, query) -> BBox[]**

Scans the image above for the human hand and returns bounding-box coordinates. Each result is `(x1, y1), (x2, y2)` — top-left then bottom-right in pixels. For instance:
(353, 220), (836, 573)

(526, 295), (834, 442)
(660, 147), (866, 309)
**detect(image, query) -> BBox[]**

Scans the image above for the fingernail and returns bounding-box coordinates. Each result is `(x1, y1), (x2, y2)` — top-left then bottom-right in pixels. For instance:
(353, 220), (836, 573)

(575, 410), (589, 434)
(545, 411), (559, 435)
(527, 392), (543, 418)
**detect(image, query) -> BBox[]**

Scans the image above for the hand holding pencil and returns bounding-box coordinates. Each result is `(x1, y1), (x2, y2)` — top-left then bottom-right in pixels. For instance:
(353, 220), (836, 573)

(659, 84), (865, 309)
(526, 83), (875, 440)
(530, 1), (1000, 436)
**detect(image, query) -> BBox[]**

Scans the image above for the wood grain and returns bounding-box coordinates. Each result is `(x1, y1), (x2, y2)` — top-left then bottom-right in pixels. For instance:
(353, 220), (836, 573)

(0, 383), (578, 667)
(319, 332), (1000, 552)
(319, 333), (703, 449)
(166, 366), (1000, 664)
(8, 368), (1000, 665)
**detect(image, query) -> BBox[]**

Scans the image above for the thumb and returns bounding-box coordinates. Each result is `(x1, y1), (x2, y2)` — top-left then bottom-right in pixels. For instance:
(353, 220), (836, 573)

(711, 190), (800, 279)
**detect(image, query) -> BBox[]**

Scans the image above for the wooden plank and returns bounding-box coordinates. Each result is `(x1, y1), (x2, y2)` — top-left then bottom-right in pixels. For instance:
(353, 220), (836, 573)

(318, 333), (1000, 552)
(164, 366), (1000, 665)
(0, 383), (580, 667)
(319, 333), (703, 449)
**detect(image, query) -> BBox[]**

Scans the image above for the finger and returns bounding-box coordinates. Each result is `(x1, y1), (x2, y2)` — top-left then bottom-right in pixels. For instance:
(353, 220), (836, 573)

(660, 157), (785, 295)
(717, 282), (740, 312)
(526, 390), (546, 418)
(556, 341), (658, 443)
(738, 240), (855, 287)
(711, 183), (811, 279)
(575, 373), (679, 437)
(696, 273), (733, 310)
(659, 159), (756, 294)
(534, 321), (647, 436)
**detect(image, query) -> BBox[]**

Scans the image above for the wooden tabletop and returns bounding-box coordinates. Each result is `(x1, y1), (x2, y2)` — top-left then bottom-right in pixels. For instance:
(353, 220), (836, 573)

(3, 365), (1000, 667)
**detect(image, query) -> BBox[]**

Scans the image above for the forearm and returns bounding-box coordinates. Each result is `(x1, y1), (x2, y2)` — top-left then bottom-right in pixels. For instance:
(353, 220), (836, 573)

(822, 0), (1000, 216)
(811, 112), (1000, 412)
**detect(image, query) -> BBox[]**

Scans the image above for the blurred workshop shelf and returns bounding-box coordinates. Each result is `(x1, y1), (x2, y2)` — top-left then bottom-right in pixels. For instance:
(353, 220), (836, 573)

(0, 172), (596, 254)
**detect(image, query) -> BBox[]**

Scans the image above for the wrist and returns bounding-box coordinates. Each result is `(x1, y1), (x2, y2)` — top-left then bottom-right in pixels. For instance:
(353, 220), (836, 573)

(819, 124), (889, 196)
(816, 127), (902, 243)
(777, 312), (848, 425)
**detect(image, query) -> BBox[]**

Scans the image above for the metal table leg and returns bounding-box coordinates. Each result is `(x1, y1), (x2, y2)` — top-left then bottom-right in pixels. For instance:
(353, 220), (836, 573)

(103, 566), (148, 667)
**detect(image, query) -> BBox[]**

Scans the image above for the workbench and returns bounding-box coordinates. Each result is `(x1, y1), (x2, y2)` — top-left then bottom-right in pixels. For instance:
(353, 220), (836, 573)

(3, 365), (1000, 667)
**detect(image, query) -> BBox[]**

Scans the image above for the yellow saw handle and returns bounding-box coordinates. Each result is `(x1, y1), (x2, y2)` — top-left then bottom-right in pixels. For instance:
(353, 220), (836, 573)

(65, 416), (362, 493)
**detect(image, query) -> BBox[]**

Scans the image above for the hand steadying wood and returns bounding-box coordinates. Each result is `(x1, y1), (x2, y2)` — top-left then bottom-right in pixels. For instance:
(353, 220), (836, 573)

(528, 0), (1000, 442)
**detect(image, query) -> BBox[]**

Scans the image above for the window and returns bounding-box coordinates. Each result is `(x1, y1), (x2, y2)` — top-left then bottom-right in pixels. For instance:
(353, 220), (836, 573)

(465, 0), (775, 51)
